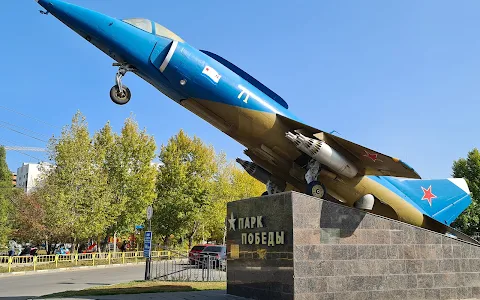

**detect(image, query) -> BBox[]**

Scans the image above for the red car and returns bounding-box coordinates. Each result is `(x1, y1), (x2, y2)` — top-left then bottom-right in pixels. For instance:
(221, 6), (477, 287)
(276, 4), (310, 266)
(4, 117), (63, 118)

(188, 244), (214, 264)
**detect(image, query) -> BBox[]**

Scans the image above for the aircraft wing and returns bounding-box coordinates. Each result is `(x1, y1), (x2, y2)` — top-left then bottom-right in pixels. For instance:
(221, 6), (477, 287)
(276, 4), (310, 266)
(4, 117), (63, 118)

(276, 114), (421, 179)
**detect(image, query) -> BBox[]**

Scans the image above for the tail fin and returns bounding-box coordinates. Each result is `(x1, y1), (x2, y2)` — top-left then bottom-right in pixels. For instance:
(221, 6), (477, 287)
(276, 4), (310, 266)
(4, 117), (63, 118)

(383, 177), (471, 225)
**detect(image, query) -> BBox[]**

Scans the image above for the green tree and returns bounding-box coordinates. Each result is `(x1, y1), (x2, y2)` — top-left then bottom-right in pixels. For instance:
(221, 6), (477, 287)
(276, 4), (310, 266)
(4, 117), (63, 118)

(451, 148), (480, 235)
(95, 117), (157, 242)
(153, 130), (265, 248)
(153, 130), (217, 248)
(0, 146), (14, 246)
(205, 158), (265, 243)
(113, 117), (157, 231)
(11, 191), (47, 245)
(40, 111), (115, 250)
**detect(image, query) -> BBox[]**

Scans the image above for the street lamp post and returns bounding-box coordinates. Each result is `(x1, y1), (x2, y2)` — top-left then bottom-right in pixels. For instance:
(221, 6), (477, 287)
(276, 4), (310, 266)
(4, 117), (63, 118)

(144, 206), (153, 280)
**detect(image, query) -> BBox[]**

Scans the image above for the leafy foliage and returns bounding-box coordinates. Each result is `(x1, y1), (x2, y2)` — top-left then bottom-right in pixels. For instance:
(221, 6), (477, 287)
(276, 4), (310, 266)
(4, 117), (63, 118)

(11, 192), (47, 244)
(206, 160), (264, 242)
(0, 146), (14, 246)
(451, 148), (480, 235)
(153, 130), (264, 247)
(2, 113), (265, 250)
(95, 117), (157, 235)
(39, 112), (115, 247)
(153, 130), (218, 248)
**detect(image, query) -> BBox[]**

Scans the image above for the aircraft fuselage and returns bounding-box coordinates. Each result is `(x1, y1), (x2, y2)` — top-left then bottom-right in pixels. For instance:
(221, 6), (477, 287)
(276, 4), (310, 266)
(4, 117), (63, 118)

(35, 0), (469, 238)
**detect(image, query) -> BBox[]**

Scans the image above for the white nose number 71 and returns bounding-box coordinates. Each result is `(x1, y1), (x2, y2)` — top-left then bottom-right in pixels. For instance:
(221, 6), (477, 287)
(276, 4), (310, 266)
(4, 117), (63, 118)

(237, 85), (251, 104)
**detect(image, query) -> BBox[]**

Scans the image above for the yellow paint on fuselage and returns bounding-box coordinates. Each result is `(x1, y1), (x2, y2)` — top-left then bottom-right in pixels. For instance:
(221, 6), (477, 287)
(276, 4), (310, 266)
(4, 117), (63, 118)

(181, 98), (301, 160)
(181, 98), (436, 231)
(317, 174), (425, 226)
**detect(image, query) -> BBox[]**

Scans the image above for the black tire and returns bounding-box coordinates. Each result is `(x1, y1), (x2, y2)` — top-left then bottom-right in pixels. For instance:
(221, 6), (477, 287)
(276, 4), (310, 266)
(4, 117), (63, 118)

(306, 181), (326, 198)
(110, 85), (131, 105)
(261, 191), (268, 196)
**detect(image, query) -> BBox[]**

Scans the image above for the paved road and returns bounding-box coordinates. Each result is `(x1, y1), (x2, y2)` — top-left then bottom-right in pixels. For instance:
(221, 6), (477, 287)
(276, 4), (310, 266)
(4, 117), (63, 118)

(0, 264), (146, 299)
(37, 290), (246, 300)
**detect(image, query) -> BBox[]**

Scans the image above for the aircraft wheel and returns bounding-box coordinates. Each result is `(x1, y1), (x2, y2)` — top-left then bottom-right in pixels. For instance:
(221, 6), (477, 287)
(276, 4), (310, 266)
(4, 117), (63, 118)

(307, 181), (325, 198)
(110, 85), (131, 105)
(261, 191), (268, 196)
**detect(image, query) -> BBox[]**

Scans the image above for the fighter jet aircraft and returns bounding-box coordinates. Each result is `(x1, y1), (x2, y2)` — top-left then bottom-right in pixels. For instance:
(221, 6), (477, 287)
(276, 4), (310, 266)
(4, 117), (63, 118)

(35, 0), (474, 241)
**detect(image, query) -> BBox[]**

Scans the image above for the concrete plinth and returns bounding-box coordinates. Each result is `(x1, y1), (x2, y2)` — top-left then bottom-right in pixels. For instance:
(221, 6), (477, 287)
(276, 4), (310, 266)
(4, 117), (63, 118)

(226, 191), (480, 300)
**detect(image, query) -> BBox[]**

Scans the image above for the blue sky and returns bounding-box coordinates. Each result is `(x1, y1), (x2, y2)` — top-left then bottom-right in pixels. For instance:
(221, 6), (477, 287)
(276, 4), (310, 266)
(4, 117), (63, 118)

(1, 0), (479, 179)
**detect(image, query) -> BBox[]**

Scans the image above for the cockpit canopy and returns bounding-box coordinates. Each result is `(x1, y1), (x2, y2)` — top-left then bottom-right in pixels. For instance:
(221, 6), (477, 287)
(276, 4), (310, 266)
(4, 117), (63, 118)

(122, 18), (184, 42)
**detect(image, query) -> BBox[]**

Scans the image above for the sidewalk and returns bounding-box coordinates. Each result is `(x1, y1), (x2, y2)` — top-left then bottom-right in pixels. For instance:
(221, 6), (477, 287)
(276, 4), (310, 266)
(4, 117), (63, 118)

(0, 262), (145, 278)
(38, 290), (248, 300)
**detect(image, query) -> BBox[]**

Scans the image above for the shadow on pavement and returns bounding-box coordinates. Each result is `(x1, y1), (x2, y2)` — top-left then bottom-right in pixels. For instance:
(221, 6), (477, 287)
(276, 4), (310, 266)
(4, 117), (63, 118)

(0, 290), (240, 300)
(32, 285), (222, 299)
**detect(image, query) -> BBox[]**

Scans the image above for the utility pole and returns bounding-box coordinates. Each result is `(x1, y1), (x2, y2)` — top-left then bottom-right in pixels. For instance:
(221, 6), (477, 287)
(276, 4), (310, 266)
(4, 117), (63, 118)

(113, 232), (117, 254)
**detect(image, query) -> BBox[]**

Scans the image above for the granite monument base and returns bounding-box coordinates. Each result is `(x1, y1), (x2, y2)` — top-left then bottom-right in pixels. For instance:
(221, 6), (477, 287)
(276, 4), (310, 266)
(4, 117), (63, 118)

(226, 191), (480, 300)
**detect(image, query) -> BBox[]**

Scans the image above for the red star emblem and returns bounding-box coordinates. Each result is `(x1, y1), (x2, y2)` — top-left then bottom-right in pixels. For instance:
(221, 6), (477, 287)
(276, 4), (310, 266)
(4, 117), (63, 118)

(421, 185), (437, 206)
(363, 150), (382, 163)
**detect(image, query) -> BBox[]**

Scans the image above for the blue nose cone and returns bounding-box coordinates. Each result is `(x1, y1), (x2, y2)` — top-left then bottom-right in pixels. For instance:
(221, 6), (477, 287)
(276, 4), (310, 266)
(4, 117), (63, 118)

(35, 0), (116, 43)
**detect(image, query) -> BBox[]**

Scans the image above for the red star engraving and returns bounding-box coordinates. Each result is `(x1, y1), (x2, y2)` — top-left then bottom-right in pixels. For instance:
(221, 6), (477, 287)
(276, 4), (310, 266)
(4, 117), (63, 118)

(421, 185), (437, 206)
(363, 150), (382, 162)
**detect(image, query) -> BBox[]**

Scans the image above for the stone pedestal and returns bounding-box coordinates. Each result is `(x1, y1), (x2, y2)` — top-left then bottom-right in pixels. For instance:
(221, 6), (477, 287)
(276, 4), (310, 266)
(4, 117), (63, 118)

(226, 191), (480, 300)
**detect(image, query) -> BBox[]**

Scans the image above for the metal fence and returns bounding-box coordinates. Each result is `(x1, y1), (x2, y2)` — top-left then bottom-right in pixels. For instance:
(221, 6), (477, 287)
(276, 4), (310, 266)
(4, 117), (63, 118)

(151, 251), (226, 282)
(0, 250), (185, 273)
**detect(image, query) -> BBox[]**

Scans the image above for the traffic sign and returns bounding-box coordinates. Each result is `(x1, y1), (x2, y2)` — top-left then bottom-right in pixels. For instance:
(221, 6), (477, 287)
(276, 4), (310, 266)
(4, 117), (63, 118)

(146, 206), (153, 220)
(144, 231), (152, 258)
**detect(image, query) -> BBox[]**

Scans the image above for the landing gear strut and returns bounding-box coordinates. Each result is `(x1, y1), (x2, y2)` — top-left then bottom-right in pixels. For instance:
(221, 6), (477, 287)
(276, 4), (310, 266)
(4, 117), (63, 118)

(110, 63), (136, 105)
(305, 159), (326, 198)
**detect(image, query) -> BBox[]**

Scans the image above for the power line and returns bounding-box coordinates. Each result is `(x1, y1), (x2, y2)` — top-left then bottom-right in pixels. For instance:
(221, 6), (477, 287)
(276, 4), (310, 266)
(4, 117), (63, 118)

(0, 120), (51, 140)
(0, 123), (48, 143)
(0, 105), (59, 129)
(4, 148), (43, 162)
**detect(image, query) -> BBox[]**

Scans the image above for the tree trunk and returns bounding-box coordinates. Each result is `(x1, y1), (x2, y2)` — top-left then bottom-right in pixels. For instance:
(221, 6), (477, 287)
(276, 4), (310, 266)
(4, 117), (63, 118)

(97, 236), (101, 253)
(188, 236), (193, 249)
(187, 221), (200, 249)
(102, 235), (109, 252)
(72, 237), (77, 254)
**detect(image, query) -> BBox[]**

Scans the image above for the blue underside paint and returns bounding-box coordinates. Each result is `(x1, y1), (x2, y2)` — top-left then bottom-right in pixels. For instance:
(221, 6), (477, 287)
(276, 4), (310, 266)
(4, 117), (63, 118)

(369, 176), (471, 225)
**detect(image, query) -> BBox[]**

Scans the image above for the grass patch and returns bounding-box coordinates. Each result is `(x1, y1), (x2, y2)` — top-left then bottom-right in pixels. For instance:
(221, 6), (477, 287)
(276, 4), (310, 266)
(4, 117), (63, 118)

(41, 280), (226, 298)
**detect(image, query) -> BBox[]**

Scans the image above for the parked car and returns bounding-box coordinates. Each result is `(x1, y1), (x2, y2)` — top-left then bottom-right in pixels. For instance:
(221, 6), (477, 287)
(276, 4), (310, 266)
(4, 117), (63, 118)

(200, 245), (227, 269)
(188, 244), (214, 264)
